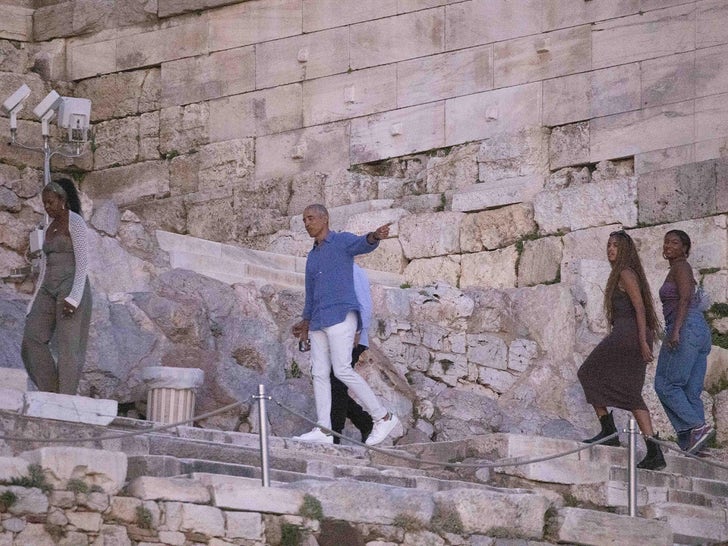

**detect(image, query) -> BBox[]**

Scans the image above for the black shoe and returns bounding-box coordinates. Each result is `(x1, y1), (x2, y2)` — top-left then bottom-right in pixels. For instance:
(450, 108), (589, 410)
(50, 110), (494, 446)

(637, 435), (666, 471)
(583, 411), (621, 446)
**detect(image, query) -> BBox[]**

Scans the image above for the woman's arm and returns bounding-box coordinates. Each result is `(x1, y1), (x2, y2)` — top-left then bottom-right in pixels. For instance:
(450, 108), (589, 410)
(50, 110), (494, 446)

(620, 268), (653, 362)
(65, 212), (89, 308)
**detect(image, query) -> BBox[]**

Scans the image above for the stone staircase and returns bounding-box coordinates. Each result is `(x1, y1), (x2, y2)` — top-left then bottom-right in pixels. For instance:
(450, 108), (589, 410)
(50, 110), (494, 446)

(155, 230), (404, 290)
(1, 401), (727, 545)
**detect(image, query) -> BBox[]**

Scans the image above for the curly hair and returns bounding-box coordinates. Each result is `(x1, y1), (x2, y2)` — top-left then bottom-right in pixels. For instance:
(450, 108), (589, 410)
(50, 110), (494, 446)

(604, 231), (660, 336)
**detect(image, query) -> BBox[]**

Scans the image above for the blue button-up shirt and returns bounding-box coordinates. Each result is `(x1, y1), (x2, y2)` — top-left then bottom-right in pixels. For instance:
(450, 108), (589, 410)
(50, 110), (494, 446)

(303, 230), (378, 331)
(353, 263), (372, 347)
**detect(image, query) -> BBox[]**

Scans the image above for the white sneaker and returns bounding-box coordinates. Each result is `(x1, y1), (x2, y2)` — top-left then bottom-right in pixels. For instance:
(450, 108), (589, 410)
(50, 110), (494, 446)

(292, 428), (333, 444)
(365, 413), (399, 446)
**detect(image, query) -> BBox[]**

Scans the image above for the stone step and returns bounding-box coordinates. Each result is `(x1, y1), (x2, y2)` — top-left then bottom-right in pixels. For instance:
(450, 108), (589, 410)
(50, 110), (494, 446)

(155, 229), (404, 288)
(552, 506), (673, 546)
(643, 502), (728, 545)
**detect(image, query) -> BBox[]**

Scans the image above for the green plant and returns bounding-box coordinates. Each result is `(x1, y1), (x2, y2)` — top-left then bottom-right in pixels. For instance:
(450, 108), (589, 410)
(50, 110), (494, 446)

(67, 478), (89, 494)
(44, 523), (66, 542)
(699, 267), (720, 275)
(163, 149), (180, 160)
(286, 360), (303, 379)
(542, 506), (559, 539)
(0, 490), (17, 511)
(7, 464), (51, 493)
(431, 506), (463, 535)
(709, 302), (728, 317)
(281, 522), (301, 546)
(562, 493), (580, 507)
(393, 513), (425, 532)
(298, 494), (323, 520)
(136, 505), (153, 529)
(712, 329), (728, 351)
(400, 282), (411, 289)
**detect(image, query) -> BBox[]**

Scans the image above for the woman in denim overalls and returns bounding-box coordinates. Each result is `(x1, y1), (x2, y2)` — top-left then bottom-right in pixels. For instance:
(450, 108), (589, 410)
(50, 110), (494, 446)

(654, 230), (713, 454)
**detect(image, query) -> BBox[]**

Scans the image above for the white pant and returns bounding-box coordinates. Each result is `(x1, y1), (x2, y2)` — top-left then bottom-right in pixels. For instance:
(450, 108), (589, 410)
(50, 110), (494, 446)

(310, 311), (386, 428)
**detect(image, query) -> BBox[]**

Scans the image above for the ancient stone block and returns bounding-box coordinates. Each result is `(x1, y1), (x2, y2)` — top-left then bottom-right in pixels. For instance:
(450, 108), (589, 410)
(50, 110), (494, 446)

(159, 103), (209, 156)
(445, 82), (541, 147)
(93, 117), (140, 170)
(638, 159), (719, 225)
(209, 84), (303, 141)
(82, 161), (169, 207)
(590, 100), (694, 163)
(494, 25), (591, 88)
(517, 236), (562, 288)
(256, 122), (349, 181)
(478, 127), (549, 182)
(75, 69), (160, 122)
(508, 338), (539, 372)
(20, 447), (127, 494)
(534, 176), (638, 234)
(424, 143), (480, 193)
(696, 43), (728, 99)
(697, 0), (728, 49)
(403, 256), (460, 287)
(460, 204), (536, 253)
(467, 333), (507, 369)
(208, 0), (301, 52)
(434, 488), (548, 538)
(127, 476), (210, 503)
(303, 65), (397, 126)
(398, 211), (464, 259)
(139, 111), (160, 161)
(696, 93), (728, 143)
(256, 27), (349, 89)
(67, 37), (116, 80)
(0, 5), (32, 41)
(554, 507), (672, 546)
(127, 196), (187, 234)
(460, 247), (518, 289)
(161, 47), (255, 108)
(117, 20), (209, 71)
(634, 144), (694, 175)
(302, 0), (397, 32)
(445, 0), (542, 51)
(642, 51), (695, 109)
(350, 9), (444, 70)
(186, 196), (235, 242)
(225, 511), (264, 540)
(397, 45), (493, 107)
(549, 122), (589, 170)
(350, 102), (445, 164)
(592, 3), (694, 69)
(543, 0), (639, 31)
(543, 64), (641, 127)
(158, 0), (239, 18)
(451, 175), (543, 213)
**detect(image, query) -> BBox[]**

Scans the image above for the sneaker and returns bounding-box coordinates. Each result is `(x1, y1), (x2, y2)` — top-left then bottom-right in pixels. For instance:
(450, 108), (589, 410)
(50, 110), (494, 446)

(365, 413), (399, 446)
(292, 427), (333, 444)
(686, 423), (715, 454)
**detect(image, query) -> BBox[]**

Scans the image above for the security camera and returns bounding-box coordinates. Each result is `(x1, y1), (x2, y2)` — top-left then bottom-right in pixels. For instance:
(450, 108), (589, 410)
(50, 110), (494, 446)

(32, 90), (62, 136)
(32, 90), (62, 119)
(2, 84), (31, 129)
(57, 97), (92, 143)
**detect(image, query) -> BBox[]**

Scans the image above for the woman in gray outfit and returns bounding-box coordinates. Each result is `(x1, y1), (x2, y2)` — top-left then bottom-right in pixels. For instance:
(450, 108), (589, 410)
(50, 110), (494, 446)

(22, 178), (91, 394)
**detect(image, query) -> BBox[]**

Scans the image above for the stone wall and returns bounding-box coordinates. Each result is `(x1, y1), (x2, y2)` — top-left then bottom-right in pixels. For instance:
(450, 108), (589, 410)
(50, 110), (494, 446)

(0, 1), (728, 444)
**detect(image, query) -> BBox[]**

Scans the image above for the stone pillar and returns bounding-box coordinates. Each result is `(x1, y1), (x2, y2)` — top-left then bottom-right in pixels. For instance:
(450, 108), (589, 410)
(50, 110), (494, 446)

(141, 367), (204, 425)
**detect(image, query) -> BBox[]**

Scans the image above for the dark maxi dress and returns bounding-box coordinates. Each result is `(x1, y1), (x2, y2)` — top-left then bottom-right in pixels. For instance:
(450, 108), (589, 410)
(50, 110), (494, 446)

(577, 289), (651, 411)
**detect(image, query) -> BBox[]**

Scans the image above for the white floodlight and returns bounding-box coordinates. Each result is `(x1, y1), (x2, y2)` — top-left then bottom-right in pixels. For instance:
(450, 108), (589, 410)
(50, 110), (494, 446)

(57, 97), (91, 143)
(32, 90), (62, 136)
(1, 84), (31, 129)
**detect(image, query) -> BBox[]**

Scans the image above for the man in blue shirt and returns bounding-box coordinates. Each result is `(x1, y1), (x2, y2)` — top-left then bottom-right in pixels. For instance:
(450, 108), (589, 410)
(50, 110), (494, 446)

(291, 204), (399, 446)
(330, 264), (374, 444)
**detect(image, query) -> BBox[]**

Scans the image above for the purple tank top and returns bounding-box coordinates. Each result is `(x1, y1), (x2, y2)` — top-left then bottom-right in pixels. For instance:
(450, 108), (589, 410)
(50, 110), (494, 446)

(659, 279), (697, 322)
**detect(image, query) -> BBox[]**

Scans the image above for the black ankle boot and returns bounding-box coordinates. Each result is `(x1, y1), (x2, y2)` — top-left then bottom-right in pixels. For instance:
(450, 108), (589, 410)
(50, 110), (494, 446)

(583, 411), (621, 446)
(637, 435), (666, 471)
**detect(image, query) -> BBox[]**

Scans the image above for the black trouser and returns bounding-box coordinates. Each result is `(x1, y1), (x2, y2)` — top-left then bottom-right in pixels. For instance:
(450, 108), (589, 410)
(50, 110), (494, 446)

(330, 344), (373, 444)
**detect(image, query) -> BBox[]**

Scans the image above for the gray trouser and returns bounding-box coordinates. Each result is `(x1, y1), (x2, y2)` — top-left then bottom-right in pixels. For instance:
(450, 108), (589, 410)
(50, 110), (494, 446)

(21, 278), (92, 394)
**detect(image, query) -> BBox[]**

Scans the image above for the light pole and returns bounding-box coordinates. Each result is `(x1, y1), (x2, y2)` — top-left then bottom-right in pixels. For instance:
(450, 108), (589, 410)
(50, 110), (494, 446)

(1, 84), (92, 282)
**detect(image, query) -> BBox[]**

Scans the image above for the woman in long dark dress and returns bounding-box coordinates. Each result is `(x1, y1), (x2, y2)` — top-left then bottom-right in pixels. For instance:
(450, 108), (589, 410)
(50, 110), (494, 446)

(577, 230), (665, 470)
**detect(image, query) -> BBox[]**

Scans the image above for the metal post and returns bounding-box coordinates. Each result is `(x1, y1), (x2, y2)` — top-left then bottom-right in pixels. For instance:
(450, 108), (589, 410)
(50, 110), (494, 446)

(257, 384), (270, 487)
(627, 418), (637, 517)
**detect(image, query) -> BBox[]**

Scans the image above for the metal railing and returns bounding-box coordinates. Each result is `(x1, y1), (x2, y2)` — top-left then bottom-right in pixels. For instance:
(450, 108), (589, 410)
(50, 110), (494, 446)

(1, 384), (725, 519)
